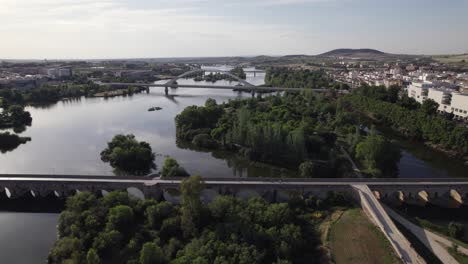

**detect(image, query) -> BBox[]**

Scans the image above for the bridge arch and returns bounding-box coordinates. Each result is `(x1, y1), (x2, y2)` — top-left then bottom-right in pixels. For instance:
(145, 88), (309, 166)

(165, 69), (254, 87)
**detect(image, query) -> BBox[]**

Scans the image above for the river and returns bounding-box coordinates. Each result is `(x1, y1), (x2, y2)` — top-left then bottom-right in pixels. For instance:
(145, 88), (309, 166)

(0, 66), (466, 262)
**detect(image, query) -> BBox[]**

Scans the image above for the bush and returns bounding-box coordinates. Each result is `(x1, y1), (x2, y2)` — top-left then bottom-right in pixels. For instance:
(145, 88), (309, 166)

(448, 222), (464, 239)
(161, 157), (189, 178)
(192, 134), (218, 149)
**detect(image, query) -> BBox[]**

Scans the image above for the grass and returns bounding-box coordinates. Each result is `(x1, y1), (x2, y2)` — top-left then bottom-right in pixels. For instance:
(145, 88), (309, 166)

(449, 246), (468, 264)
(328, 208), (401, 264)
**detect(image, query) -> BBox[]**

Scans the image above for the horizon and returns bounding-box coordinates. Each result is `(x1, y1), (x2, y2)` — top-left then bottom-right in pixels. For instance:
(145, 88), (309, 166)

(1, 0), (467, 59)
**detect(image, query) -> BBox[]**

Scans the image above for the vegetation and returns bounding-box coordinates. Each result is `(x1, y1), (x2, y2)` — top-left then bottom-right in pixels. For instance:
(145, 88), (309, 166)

(48, 176), (351, 264)
(160, 157), (189, 178)
(0, 104), (32, 129)
(0, 132), (31, 153)
(355, 129), (401, 177)
(328, 209), (400, 264)
(100, 134), (156, 176)
(448, 245), (468, 264)
(0, 82), (145, 105)
(448, 222), (466, 240)
(265, 68), (332, 88)
(346, 86), (468, 156)
(229, 67), (247, 79)
(176, 93), (356, 177)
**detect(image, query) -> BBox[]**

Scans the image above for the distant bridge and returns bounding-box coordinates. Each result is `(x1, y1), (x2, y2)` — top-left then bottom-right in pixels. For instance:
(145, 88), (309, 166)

(97, 68), (348, 95)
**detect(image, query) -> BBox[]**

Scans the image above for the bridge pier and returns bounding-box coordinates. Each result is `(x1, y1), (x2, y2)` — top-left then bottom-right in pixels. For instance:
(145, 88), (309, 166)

(165, 86), (169, 96)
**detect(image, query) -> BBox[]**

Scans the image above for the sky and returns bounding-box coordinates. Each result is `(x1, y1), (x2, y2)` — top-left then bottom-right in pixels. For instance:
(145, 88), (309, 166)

(0, 0), (467, 59)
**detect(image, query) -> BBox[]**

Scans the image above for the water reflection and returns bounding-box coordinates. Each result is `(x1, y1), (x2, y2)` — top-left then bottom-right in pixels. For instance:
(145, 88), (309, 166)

(0, 68), (270, 177)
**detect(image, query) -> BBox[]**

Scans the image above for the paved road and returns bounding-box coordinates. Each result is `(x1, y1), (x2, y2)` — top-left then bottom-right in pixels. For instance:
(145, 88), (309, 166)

(384, 204), (467, 264)
(353, 185), (425, 264)
(339, 145), (363, 178)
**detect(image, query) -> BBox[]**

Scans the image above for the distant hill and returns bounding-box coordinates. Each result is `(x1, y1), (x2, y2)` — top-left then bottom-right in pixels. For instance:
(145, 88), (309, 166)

(318, 48), (386, 57)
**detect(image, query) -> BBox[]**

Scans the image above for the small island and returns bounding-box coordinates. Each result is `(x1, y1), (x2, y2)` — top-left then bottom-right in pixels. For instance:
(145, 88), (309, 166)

(100, 134), (156, 176)
(148, 107), (162, 112)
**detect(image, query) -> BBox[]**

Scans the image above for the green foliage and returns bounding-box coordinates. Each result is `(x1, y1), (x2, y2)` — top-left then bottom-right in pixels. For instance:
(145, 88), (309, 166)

(176, 91), (347, 172)
(191, 134), (218, 148)
(298, 161), (316, 177)
(161, 157), (189, 178)
(107, 205), (134, 231)
(355, 130), (401, 177)
(0, 104), (32, 129)
(175, 99), (224, 141)
(421, 99), (439, 116)
(229, 67), (247, 79)
(448, 222), (465, 239)
(345, 94), (468, 154)
(50, 182), (347, 264)
(100, 134), (156, 175)
(139, 242), (164, 264)
(86, 248), (100, 264)
(265, 68), (332, 88)
(181, 175), (205, 238)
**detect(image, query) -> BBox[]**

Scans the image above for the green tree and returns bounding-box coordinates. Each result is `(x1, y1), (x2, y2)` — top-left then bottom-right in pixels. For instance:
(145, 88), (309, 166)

(180, 175), (205, 238)
(355, 131), (401, 177)
(139, 242), (164, 264)
(298, 161), (316, 178)
(86, 248), (101, 264)
(100, 134), (156, 175)
(420, 99), (439, 116)
(107, 205), (134, 232)
(448, 222), (464, 239)
(161, 157), (189, 178)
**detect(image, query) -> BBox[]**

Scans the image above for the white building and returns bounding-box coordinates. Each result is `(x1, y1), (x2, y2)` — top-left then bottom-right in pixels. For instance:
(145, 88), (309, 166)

(407, 81), (468, 120)
(47, 67), (72, 79)
(348, 71), (358, 80)
(451, 93), (468, 119)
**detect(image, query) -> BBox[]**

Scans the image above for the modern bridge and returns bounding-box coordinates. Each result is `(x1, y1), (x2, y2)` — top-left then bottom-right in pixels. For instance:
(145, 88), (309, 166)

(97, 68), (348, 95)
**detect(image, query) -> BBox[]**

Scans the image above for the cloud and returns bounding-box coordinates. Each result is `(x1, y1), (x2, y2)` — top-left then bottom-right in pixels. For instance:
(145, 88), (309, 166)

(0, 0), (317, 58)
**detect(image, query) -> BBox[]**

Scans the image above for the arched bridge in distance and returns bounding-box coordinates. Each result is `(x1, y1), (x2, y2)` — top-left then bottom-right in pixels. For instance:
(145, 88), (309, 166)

(97, 68), (350, 95)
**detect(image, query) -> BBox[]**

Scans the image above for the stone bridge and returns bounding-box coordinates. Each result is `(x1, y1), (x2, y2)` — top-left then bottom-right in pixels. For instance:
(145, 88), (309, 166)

(0, 175), (466, 208)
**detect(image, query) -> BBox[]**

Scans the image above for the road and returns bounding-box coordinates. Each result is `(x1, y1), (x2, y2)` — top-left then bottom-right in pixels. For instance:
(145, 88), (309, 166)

(384, 204), (468, 263)
(353, 185), (425, 264)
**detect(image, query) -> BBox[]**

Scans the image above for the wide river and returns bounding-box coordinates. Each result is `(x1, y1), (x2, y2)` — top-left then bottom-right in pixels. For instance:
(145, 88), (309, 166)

(0, 66), (466, 262)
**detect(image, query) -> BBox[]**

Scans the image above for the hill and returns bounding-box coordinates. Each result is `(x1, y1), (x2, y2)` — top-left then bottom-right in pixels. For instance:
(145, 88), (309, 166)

(319, 48), (386, 57)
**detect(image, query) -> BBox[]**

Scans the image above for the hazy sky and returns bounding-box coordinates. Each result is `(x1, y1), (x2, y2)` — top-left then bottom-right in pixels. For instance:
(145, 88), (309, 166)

(0, 0), (467, 59)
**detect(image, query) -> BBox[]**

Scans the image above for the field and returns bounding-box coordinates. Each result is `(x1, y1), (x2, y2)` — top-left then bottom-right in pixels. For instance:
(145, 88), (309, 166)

(432, 54), (468, 65)
(328, 208), (400, 264)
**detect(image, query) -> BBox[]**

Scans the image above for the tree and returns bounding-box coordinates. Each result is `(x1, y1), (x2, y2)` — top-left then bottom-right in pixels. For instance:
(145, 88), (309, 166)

(448, 222), (464, 239)
(180, 175), (205, 238)
(107, 205), (134, 232)
(100, 134), (156, 175)
(420, 99), (439, 116)
(86, 248), (101, 264)
(355, 130), (401, 177)
(139, 242), (164, 264)
(298, 161), (316, 178)
(161, 157), (189, 178)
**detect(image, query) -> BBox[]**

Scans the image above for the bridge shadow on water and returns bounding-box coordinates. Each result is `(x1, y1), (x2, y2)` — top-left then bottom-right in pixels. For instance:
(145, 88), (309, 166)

(0, 192), (66, 213)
